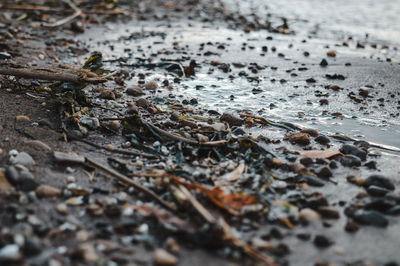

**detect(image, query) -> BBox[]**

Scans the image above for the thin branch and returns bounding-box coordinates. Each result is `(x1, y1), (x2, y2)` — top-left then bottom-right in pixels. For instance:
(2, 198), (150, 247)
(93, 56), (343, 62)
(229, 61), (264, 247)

(85, 156), (177, 212)
(79, 139), (157, 158)
(0, 65), (107, 84)
(42, 0), (82, 28)
(146, 121), (228, 147)
(0, 4), (130, 15)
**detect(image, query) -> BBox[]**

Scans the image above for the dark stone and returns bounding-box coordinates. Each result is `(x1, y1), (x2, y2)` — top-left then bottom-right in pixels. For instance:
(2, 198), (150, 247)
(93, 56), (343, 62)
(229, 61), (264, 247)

(329, 160), (338, 169)
(354, 140), (370, 149)
(387, 206), (400, 215)
(363, 175), (395, 191)
(317, 207), (340, 219)
(231, 126), (246, 136)
(345, 221), (359, 232)
(339, 144), (367, 161)
(367, 185), (389, 197)
(313, 235), (333, 248)
(364, 199), (396, 212)
(340, 155), (361, 167)
(319, 59), (328, 67)
(220, 113), (243, 126)
(18, 172), (39, 192)
(296, 176), (325, 187)
(23, 239), (41, 257)
(315, 135), (330, 145)
(5, 166), (19, 185)
(353, 210), (389, 227)
(316, 166), (332, 179)
(297, 232), (311, 241)
(364, 160), (377, 170)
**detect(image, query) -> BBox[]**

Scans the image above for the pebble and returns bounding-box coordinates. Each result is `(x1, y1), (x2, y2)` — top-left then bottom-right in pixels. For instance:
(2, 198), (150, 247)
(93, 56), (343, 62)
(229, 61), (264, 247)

(0, 244), (21, 261)
(327, 51), (336, 57)
(19, 172), (39, 191)
(80, 117), (100, 130)
(339, 144), (367, 161)
(153, 248), (178, 265)
(367, 185), (390, 197)
(220, 113), (243, 126)
(100, 90), (116, 100)
(315, 135), (330, 145)
(284, 132), (310, 145)
(313, 235), (333, 248)
(296, 175), (325, 187)
(145, 81), (158, 90)
(387, 206), (400, 215)
(56, 203), (68, 214)
(340, 155), (361, 167)
(35, 185), (62, 197)
(299, 208), (321, 222)
(345, 220), (359, 232)
(364, 199), (396, 212)
(317, 207), (340, 219)
(363, 175), (395, 191)
(301, 128), (319, 137)
(5, 166), (19, 185)
(319, 59), (328, 67)
(15, 115), (31, 123)
(71, 21), (85, 33)
(9, 152), (36, 166)
(353, 210), (389, 227)
(136, 98), (150, 109)
(53, 151), (85, 164)
(126, 86), (144, 96)
(316, 166), (332, 179)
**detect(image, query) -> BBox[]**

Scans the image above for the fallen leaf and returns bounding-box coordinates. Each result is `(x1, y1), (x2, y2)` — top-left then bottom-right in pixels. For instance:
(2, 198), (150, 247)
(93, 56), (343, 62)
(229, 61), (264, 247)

(296, 149), (343, 159)
(214, 163), (245, 186)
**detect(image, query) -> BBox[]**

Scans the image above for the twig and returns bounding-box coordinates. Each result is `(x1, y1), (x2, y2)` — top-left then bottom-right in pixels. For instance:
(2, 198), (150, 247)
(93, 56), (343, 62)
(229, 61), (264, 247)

(42, 0), (82, 28)
(0, 65), (107, 84)
(147, 121), (227, 147)
(239, 112), (300, 131)
(85, 156), (176, 212)
(0, 4), (130, 15)
(79, 139), (157, 158)
(178, 185), (217, 224)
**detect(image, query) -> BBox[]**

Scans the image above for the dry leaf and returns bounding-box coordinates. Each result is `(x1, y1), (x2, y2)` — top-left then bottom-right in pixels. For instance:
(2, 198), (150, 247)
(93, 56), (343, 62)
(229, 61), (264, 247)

(214, 163), (245, 186)
(296, 149), (343, 159)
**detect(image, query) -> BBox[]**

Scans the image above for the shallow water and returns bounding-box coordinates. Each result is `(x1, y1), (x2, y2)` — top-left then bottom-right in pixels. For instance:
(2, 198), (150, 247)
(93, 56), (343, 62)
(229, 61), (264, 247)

(79, 0), (400, 149)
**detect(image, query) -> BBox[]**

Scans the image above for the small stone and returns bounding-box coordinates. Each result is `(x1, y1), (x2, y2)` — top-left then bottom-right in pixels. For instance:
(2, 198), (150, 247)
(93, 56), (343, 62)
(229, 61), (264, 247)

(339, 144), (367, 161)
(35, 185), (62, 197)
(327, 51), (336, 57)
(284, 132), (310, 145)
(67, 176), (76, 183)
(80, 117), (100, 130)
(165, 237), (180, 253)
(345, 221), (359, 232)
(387, 206), (400, 215)
(19, 172), (39, 192)
(107, 120), (121, 131)
(314, 235), (333, 248)
(126, 86), (144, 96)
(317, 207), (340, 219)
(299, 208), (321, 222)
(340, 155), (361, 167)
(296, 175), (325, 187)
(66, 196), (84, 206)
(319, 98), (329, 105)
(136, 98), (150, 109)
(100, 90), (116, 100)
(197, 134), (209, 143)
(15, 115), (31, 123)
(0, 244), (21, 261)
(145, 81), (158, 90)
(353, 210), (389, 227)
(320, 59), (328, 67)
(9, 152), (36, 166)
(77, 243), (98, 263)
(153, 248), (177, 265)
(364, 199), (396, 212)
(0, 171), (14, 192)
(211, 123), (226, 131)
(367, 185), (390, 197)
(71, 21), (85, 33)
(363, 175), (395, 191)
(316, 166), (332, 179)
(56, 203), (68, 214)
(301, 128), (319, 137)
(315, 135), (330, 145)
(53, 151), (85, 164)
(220, 113), (243, 126)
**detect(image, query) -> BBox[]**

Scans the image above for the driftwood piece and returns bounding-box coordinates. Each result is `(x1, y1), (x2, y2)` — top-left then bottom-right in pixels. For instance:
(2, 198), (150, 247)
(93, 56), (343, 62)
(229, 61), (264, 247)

(0, 64), (107, 84)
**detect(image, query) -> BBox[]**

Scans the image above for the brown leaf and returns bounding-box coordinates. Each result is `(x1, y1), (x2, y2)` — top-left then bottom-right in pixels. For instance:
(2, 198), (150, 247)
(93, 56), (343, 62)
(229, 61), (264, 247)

(214, 163), (245, 186)
(296, 149), (343, 159)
